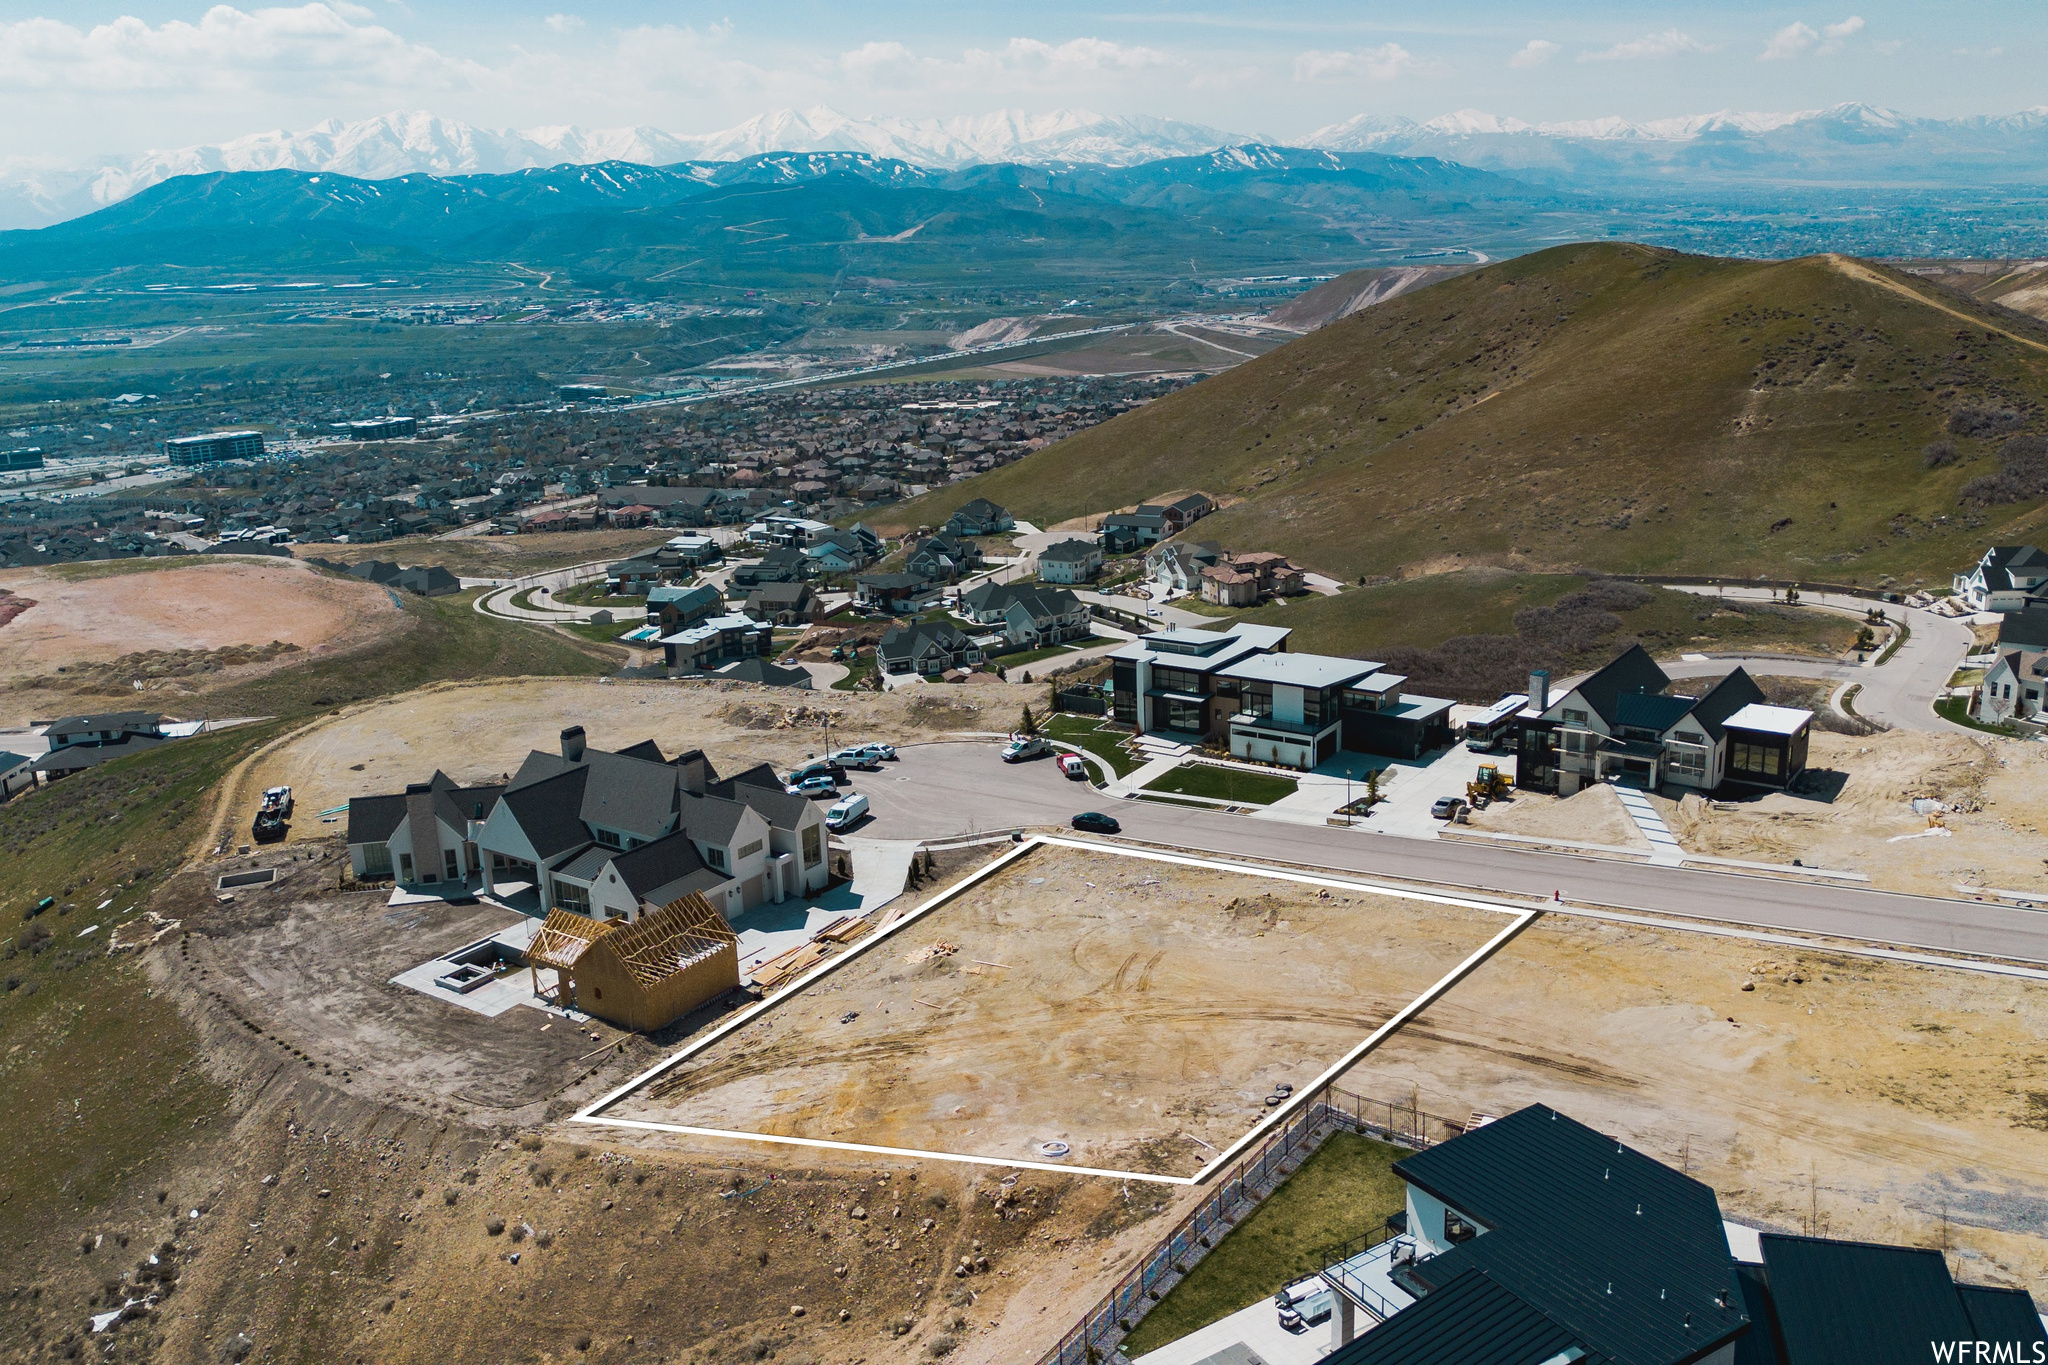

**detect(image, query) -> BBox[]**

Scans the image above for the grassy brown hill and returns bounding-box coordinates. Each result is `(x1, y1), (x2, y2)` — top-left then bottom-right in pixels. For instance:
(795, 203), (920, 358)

(879, 243), (2048, 588)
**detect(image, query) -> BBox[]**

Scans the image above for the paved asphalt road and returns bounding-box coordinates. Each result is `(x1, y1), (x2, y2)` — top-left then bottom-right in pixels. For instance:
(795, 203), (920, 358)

(849, 740), (2048, 965)
(1659, 587), (1976, 734)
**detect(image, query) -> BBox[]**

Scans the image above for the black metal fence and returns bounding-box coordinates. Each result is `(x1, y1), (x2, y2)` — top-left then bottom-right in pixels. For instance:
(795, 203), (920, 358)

(1056, 688), (1109, 716)
(1032, 1086), (1471, 1365)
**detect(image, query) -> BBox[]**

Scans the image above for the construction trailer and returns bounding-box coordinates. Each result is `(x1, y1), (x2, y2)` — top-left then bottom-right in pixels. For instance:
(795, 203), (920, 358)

(526, 892), (740, 1032)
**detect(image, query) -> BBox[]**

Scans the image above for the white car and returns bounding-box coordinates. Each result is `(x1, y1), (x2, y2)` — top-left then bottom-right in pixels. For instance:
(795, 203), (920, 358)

(1056, 753), (1088, 780)
(859, 743), (898, 763)
(1001, 734), (1049, 763)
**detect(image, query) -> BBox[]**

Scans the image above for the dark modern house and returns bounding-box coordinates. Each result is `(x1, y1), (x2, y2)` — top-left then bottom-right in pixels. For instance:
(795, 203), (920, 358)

(1317, 1105), (2044, 1365)
(1514, 648), (1813, 796)
(1106, 622), (1454, 766)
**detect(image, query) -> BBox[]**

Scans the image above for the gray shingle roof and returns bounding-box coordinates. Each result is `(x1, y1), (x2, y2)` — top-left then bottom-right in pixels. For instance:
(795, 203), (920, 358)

(1684, 668), (1768, 741)
(498, 767), (595, 861)
(1566, 645), (1671, 729)
(610, 829), (723, 901)
(345, 792), (407, 845)
(576, 750), (684, 842)
(1999, 606), (2048, 650)
(674, 793), (750, 846)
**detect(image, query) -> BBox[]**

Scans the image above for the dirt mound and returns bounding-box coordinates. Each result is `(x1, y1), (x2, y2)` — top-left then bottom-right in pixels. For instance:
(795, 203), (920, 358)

(0, 587), (34, 627)
(719, 700), (849, 731)
(51, 640), (302, 692)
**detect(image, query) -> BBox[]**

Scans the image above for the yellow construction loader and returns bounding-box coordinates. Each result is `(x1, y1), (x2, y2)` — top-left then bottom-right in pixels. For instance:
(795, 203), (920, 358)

(1466, 763), (1512, 809)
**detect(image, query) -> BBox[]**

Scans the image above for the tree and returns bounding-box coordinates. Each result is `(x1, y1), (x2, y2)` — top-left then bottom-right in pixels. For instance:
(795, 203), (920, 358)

(1784, 586), (1801, 606)
(1019, 704), (1038, 736)
(1365, 768), (1382, 805)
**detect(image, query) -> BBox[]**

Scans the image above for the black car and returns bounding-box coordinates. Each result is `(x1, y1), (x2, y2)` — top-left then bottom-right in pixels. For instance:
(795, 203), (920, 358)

(1070, 811), (1121, 835)
(786, 759), (846, 786)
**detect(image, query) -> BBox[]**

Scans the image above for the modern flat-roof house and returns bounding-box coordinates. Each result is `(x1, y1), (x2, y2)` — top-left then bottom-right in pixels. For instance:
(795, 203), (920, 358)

(854, 570), (944, 614)
(660, 613), (775, 676)
(1036, 537), (1104, 584)
(1107, 622), (1454, 765)
(1317, 1104), (2043, 1364)
(663, 531), (723, 566)
(1976, 606), (2048, 725)
(944, 498), (1014, 537)
(346, 728), (828, 924)
(729, 546), (811, 591)
(1514, 648), (1811, 796)
(1953, 544), (2048, 612)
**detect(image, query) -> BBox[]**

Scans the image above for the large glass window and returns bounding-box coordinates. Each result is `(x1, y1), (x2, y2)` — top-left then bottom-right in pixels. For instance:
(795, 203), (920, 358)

(1238, 681), (1274, 719)
(1163, 696), (1206, 733)
(553, 881), (591, 915)
(1667, 743), (1708, 778)
(1151, 666), (1207, 695)
(1731, 741), (1781, 776)
(802, 824), (822, 867)
(738, 840), (764, 860)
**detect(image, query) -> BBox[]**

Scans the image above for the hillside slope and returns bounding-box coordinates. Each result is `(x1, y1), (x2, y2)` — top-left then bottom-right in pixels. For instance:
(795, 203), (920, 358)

(881, 243), (2048, 585)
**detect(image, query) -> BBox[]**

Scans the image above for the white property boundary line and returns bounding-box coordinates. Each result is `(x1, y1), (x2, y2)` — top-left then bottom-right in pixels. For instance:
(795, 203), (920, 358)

(572, 835), (1539, 1186)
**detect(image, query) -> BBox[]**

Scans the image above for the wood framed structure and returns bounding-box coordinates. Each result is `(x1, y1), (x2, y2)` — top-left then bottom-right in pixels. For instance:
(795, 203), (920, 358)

(526, 893), (741, 1032)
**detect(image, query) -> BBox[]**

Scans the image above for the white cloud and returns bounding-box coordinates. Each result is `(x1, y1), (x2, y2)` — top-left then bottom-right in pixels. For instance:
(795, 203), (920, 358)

(543, 13), (583, 33)
(1508, 39), (1560, 70)
(1759, 22), (1818, 61)
(1581, 30), (1715, 62)
(0, 4), (484, 94)
(1292, 43), (1420, 83)
(1761, 16), (1863, 61)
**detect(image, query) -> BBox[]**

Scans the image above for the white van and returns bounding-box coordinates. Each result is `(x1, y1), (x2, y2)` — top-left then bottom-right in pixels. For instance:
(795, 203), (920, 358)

(825, 792), (870, 831)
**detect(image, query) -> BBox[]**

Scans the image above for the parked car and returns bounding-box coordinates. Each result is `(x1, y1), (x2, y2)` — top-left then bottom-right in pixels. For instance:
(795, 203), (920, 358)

(786, 774), (839, 799)
(1002, 734), (1050, 763)
(1275, 1276), (1333, 1333)
(1070, 811), (1120, 834)
(786, 759), (845, 786)
(856, 743), (897, 762)
(824, 792), (870, 831)
(1430, 796), (1465, 820)
(261, 785), (294, 817)
(829, 746), (880, 772)
(1056, 752), (1088, 780)
(252, 810), (287, 844)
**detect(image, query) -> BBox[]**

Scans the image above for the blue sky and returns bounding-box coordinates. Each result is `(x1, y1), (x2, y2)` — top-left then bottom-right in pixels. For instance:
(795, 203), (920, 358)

(0, 1), (2041, 158)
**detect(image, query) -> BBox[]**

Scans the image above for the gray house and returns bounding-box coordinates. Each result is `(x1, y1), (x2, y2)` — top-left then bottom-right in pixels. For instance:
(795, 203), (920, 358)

(346, 728), (828, 923)
(1037, 537), (1104, 584)
(878, 621), (983, 677)
(944, 498), (1014, 537)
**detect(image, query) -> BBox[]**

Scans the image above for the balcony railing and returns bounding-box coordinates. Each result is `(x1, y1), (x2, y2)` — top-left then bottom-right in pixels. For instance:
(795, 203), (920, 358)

(1319, 1230), (1419, 1324)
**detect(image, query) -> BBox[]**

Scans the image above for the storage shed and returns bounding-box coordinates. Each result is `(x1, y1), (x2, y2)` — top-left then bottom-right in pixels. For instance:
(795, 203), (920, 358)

(526, 892), (740, 1032)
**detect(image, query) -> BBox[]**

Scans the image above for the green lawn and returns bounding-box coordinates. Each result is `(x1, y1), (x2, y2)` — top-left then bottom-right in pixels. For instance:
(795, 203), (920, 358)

(1120, 1132), (1410, 1356)
(1046, 714), (1140, 776)
(832, 655), (879, 692)
(999, 634), (1108, 670)
(1936, 696), (2019, 736)
(1144, 763), (1300, 805)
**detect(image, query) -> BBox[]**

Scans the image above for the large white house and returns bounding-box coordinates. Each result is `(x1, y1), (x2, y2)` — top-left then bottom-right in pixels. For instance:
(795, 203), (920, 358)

(1976, 606), (2048, 725)
(346, 727), (828, 924)
(1953, 545), (2048, 612)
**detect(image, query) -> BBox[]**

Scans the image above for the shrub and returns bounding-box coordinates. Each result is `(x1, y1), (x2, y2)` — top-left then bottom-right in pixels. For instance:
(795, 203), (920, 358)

(1921, 440), (1958, 469)
(1949, 405), (2028, 438)
(1959, 434), (2048, 506)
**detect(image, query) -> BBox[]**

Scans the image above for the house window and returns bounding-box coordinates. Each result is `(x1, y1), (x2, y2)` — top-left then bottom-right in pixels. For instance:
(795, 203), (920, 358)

(1151, 666), (1206, 695)
(803, 824), (822, 867)
(1238, 682), (1274, 719)
(596, 828), (622, 849)
(1562, 708), (1588, 725)
(554, 881), (591, 915)
(444, 848), (461, 881)
(1731, 741), (1781, 776)
(361, 843), (393, 876)
(705, 845), (727, 871)
(738, 840), (763, 860)
(1667, 743), (1708, 778)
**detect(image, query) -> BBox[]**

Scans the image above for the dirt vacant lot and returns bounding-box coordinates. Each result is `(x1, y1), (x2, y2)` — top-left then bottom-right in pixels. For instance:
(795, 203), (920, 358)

(604, 844), (1515, 1178)
(1346, 910), (2048, 1293)
(1473, 729), (2048, 898)
(0, 557), (403, 715)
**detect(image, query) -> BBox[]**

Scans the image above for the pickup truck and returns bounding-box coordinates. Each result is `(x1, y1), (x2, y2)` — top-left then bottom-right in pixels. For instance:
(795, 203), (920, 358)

(1001, 734), (1049, 763)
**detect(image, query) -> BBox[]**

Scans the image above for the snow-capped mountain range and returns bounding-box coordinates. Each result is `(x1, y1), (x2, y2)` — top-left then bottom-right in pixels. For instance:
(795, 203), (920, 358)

(5, 101), (2048, 232)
